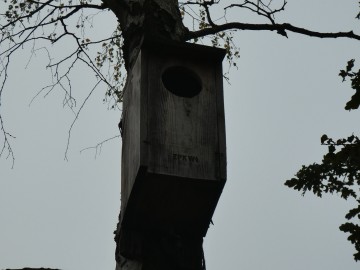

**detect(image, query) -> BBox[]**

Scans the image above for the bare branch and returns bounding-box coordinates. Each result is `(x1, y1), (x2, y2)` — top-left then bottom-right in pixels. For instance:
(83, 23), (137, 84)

(187, 22), (360, 41)
(0, 112), (15, 168)
(64, 79), (101, 161)
(0, 46), (15, 167)
(0, 0), (124, 162)
(80, 134), (120, 158)
(225, 0), (287, 24)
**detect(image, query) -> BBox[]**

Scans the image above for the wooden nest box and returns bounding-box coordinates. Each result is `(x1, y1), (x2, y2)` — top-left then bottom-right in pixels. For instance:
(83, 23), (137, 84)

(121, 39), (227, 237)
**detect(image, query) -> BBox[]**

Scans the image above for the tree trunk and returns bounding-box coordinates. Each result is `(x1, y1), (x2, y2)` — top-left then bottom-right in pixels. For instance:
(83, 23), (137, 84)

(102, 0), (188, 70)
(105, 1), (206, 270)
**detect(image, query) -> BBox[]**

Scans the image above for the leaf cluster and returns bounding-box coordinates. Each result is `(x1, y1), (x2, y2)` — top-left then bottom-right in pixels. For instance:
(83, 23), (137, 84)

(285, 134), (360, 260)
(286, 134), (360, 199)
(95, 25), (125, 106)
(285, 9), (360, 256)
(179, 3), (241, 69)
(339, 59), (360, 110)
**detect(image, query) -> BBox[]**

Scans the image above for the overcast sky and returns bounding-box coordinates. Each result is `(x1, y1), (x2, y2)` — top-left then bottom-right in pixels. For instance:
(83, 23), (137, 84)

(1, 1), (360, 269)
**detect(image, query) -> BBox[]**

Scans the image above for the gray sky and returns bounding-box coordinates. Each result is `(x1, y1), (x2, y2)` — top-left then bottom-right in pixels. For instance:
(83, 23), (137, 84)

(1, 1), (360, 269)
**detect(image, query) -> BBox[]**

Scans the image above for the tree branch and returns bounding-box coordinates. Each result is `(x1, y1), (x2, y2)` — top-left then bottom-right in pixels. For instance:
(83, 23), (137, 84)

(225, 0), (287, 25)
(186, 22), (360, 41)
(80, 134), (120, 158)
(64, 79), (101, 161)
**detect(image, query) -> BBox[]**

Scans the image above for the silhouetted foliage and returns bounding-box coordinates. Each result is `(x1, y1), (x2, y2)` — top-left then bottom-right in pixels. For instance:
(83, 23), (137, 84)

(285, 60), (360, 261)
(339, 59), (360, 111)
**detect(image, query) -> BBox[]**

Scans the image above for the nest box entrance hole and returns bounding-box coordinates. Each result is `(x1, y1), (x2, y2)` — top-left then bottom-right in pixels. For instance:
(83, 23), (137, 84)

(162, 66), (202, 98)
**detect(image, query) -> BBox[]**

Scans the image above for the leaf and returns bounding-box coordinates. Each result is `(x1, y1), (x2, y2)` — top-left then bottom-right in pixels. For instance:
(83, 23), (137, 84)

(328, 145), (336, 153)
(346, 59), (355, 72)
(347, 135), (355, 143)
(345, 205), (360, 220)
(320, 134), (328, 144)
(339, 222), (360, 261)
(339, 70), (347, 81)
(284, 178), (298, 188)
(345, 91), (360, 110)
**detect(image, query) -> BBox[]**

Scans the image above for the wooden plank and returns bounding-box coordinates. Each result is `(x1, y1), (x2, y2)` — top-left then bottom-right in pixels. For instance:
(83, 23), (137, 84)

(215, 57), (227, 181)
(120, 40), (227, 238)
(146, 51), (219, 180)
(121, 51), (142, 211)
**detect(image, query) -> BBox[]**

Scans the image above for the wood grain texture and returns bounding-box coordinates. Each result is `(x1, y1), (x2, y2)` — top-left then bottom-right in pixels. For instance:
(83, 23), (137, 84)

(120, 40), (227, 241)
(147, 53), (219, 180)
(121, 51), (142, 212)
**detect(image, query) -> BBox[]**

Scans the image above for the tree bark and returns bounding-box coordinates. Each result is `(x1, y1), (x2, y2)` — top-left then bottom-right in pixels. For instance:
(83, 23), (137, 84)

(102, 0), (188, 70)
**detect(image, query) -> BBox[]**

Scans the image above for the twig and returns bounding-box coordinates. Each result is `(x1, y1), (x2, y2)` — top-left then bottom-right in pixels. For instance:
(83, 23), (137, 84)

(80, 134), (120, 158)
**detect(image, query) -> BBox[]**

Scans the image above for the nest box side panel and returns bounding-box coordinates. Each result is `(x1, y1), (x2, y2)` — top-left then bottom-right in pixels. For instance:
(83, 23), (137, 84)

(146, 51), (220, 181)
(215, 60), (227, 181)
(121, 51), (143, 210)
